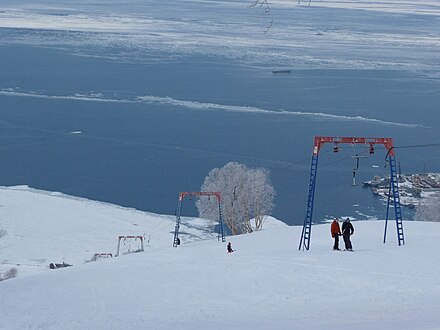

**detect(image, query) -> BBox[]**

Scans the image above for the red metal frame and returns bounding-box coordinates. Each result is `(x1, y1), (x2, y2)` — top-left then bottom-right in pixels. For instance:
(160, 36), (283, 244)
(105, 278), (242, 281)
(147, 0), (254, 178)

(174, 191), (225, 247)
(118, 235), (144, 240)
(312, 136), (394, 156)
(116, 235), (144, 257)
(179, 191), (221, 203)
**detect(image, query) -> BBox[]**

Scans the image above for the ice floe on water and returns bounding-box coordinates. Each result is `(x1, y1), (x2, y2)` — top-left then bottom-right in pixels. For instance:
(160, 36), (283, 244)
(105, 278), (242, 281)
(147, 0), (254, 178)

(0, 87), (426, 128)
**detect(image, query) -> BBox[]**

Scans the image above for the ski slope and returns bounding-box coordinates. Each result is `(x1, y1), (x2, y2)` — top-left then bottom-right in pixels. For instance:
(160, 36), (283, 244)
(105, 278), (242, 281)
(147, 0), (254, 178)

(0, 186), (439, 329)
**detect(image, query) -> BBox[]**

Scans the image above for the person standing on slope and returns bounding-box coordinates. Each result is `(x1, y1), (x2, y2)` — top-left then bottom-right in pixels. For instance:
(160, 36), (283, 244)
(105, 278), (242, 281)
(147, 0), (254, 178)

(227, 242), (234, 253)
(330, 218), (342, 250)
(342, 218), (354, 251)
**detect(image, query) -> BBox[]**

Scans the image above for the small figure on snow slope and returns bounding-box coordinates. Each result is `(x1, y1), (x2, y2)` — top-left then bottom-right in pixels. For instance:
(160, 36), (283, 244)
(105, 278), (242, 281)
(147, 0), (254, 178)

(342, 218), (354, 251)
(330, 218), (341, 250)
(227, 242), (234, 253)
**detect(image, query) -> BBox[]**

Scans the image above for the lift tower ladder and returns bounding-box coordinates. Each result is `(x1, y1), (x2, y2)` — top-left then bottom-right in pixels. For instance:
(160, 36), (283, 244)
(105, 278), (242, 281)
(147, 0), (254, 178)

(384, 155), (405, 246)
(173, 195), (184, 247)
(299, 154), (319, 251)
(299, 136), (404, 250)
(173, 191), (225, 247)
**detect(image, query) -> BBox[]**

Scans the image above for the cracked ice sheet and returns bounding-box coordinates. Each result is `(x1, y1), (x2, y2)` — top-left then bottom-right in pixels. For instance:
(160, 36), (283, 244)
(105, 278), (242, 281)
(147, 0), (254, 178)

(0, 0), (439, 70)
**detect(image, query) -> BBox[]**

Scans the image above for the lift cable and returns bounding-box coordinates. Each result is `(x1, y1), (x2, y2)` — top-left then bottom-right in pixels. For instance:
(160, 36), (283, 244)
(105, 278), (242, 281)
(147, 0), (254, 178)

(385, 142), (440, 161)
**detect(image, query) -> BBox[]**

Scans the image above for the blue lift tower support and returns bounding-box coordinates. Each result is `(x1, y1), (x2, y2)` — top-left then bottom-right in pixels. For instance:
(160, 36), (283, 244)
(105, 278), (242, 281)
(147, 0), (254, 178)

(299, 136), (404, 251)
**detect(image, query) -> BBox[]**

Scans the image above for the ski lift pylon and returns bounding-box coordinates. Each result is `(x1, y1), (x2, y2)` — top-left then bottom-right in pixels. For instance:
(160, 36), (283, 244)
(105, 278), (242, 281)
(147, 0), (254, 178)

(299, 136), (404, 251)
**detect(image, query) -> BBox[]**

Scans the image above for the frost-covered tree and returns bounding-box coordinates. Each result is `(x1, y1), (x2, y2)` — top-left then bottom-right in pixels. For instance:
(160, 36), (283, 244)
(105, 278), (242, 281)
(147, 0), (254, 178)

(415, 197), (440, 222)
(196, 162), (275, 235)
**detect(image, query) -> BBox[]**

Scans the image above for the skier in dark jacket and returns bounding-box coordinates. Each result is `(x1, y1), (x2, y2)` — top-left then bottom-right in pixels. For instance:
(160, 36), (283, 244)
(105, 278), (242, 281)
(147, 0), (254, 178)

(227, 242), (234, 253)
(341, 218), (354, 251)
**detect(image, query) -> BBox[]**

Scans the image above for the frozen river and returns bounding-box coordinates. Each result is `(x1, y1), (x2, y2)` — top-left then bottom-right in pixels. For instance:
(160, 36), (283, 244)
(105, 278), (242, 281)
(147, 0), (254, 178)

(1, 0), (439, 224)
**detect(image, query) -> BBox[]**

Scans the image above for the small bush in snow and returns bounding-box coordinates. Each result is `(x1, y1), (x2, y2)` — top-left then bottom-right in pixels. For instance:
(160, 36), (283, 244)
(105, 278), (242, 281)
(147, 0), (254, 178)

(0, 268), (18, 281)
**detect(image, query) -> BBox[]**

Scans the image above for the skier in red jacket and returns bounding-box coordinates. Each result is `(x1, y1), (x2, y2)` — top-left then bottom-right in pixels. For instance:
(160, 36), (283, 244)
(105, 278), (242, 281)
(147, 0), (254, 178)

(330, 218), (342, 250)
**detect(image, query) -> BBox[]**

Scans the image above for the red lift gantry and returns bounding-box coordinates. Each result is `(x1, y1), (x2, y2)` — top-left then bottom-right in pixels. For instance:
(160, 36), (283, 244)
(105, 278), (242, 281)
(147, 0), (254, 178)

(298, 136), (405, 250)
(173, 192), (226, 247)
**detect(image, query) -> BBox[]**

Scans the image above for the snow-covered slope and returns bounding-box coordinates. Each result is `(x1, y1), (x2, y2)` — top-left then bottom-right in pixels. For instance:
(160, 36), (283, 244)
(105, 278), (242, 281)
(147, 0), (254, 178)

(0, 186), (216, 278)
(0, 186), (439, 329)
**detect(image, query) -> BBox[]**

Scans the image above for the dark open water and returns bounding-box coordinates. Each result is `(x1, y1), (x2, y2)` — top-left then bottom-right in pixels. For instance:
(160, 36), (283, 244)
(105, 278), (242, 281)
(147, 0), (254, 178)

(1, 43), (439, 225)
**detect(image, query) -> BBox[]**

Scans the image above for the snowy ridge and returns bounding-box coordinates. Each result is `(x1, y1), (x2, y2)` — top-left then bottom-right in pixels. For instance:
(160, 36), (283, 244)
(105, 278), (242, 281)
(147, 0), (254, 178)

(0, 88), (425, 128)
(1, 186), (440, 329)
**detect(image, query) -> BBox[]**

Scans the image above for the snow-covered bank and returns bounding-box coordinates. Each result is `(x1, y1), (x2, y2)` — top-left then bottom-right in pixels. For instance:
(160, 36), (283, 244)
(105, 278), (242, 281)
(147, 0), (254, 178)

(1, 186), (439, 329)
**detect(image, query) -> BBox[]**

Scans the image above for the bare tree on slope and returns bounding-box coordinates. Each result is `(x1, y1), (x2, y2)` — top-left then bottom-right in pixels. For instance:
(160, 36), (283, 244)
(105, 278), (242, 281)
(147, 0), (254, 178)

(196, 162), (275, 235)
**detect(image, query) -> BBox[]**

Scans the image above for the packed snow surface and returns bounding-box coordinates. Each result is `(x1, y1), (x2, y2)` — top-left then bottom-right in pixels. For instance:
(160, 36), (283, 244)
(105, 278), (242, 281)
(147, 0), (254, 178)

(0, 186), (439, 329)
